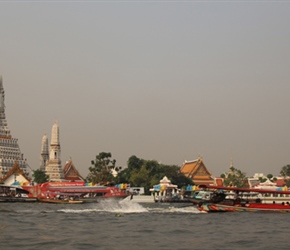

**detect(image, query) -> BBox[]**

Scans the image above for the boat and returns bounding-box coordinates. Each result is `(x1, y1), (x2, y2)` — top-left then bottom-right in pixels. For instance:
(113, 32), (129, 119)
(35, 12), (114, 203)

(150, 176), (188, 203)
(22, 181), (128, 202)
(0, 185), (38, 202)
(38, 198), (84, 204)
(191, 185), (290, 213)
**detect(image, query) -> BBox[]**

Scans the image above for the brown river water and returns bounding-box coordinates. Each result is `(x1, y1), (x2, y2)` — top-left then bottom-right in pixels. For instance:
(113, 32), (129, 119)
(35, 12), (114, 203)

(0, 199), (289, 250)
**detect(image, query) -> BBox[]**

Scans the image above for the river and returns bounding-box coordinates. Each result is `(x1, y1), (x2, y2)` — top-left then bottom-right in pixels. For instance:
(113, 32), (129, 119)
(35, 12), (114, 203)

(0, 199), (289, 250)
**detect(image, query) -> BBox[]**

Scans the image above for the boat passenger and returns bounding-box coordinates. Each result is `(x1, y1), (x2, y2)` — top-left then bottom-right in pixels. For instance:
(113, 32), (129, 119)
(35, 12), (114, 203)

(285, 202), (290, 206)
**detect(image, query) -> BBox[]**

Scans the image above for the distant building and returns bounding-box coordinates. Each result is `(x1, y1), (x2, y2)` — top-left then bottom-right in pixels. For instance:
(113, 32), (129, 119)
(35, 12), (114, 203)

(0, 77), (30, 180)
(1, 162), (31, 186)
(40, 122), (84, 182)
(44, 122), (64, 182)
(180, 156), (214, 185)
(248, 173), (288, 188)
(39, 133), (49, 171)
(63, 159), (84, 181)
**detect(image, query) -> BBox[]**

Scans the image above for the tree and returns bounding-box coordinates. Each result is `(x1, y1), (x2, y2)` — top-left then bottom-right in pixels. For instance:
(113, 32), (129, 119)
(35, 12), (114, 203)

(280, 164), (290, 187)
(127, 155), (144, 171)
(130, 165), (150, 187)
(32, 169), (49, 184)
(124, 156), (194, 194)
(267, 174), (273, 180)
(115, 168), (131, 184)
(259, 177), (268, 183)
(221, 166), (248, 188)
(87, 152), (117, 184)
(280, 164), (290, 177)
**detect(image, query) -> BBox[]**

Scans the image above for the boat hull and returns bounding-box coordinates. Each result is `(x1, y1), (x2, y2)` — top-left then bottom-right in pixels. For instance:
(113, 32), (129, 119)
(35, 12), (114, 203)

(198, 202), (290, 213)
(38, 198), (84, 204)
(0, 197), (38, 202)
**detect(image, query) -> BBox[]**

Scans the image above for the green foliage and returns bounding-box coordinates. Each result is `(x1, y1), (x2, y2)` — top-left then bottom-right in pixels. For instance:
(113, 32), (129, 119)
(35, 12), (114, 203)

(130, 165), (150, 188)
(259, 177), (268, 183)
(280, 164), (290, 177)
(87, 153), (194, 194)
(114, 168), (131, 184)
(220, 173), (226, 178)
(267, 174), (273, 180)
(222, 166), (248, 188)
(32, 169), (49, 184)
(127, 155), (144, 171)
(124, 156), (193, 194)
(87, 152), (117, 184)
(285, 179), (290, 188)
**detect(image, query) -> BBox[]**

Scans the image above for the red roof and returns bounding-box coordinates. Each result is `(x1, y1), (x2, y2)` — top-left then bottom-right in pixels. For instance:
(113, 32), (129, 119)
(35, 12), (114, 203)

(275, 179), (287, 187)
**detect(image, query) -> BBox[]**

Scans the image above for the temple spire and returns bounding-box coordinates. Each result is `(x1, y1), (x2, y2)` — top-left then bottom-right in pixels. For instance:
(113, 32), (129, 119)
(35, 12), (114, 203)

(45, 121), (64, 181)
(39, 133), (49, 171)
(51, 121), (60, 145)
(0, 76), (5, 112)
(0, 77), (30, 179)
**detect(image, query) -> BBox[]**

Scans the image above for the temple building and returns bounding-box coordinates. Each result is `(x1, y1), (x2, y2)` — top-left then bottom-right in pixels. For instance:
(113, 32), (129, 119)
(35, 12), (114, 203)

(39, 133), (49, 171)
(0, 77), (30, 180)
(180, 156), (214, 185)
(1, 162), (31, 186)
(40, 122), (83, 182)
(44, 121), (64, 182)
(63, 159), (85, 181)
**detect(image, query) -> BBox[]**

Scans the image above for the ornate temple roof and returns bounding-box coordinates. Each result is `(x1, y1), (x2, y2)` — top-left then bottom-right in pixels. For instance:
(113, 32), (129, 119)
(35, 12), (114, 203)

(180, 157), (214, 185)
(63, 159), (84, 181)
(1, 162), (30, 183)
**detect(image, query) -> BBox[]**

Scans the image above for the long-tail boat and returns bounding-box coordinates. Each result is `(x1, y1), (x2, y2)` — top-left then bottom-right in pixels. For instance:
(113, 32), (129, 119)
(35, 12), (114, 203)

(191, 185), (290, 213)
(22, 181), (128, 202)
(0, 185), (38, 202)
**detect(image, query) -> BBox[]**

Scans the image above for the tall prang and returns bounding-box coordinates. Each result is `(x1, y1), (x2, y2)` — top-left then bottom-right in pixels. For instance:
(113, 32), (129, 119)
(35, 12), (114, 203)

(45, 121), (64, 181)
(39, 133), (49, 171)
(0, 77), (30, 179)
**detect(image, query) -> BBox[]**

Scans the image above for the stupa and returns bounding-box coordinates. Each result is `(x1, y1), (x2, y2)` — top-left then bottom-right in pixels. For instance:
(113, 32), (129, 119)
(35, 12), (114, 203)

(44, 121), (64, 181)
(0, 77), (30, 179)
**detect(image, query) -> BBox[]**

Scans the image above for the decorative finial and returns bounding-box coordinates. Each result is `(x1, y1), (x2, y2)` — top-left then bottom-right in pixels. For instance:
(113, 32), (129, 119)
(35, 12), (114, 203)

(198, 154), (202, 161)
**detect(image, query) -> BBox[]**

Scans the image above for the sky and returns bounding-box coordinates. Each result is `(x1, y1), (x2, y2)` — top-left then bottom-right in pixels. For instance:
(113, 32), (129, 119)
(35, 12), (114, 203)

(0, 0), (290, 178)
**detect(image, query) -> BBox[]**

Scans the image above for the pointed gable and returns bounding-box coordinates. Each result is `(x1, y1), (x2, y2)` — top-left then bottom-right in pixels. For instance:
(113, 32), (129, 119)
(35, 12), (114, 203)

(1, 161), (30, 184)
(63, 159), (84, 181)
(180, 157), (214, 185)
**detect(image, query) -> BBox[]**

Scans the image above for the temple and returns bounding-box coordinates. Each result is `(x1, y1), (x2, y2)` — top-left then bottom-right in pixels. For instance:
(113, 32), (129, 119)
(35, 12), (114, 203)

(40, 122), (83, 182)
(39, 133), (49, 171)
(180, 156), (214, 185)
(44, 121), (64, 181)
(63, 159), (85, 181)
(0, 77), (30, 180)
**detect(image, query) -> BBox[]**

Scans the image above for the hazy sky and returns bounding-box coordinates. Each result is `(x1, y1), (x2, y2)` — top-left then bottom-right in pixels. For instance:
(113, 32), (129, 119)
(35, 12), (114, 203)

(1, 0), (290, 178)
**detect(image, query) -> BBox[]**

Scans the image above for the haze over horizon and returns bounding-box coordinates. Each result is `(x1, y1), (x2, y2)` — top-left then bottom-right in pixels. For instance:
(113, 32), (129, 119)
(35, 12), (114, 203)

(1, 1), (290, 178)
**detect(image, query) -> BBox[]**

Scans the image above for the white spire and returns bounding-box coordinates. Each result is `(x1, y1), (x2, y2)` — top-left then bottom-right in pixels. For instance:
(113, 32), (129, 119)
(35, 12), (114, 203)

(0, 76), (5, 112)
(39, 133), (49, 171)
(41, 134), (48, 152)
(46, 121), (64, 181)
(51, 121), (59, 145)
